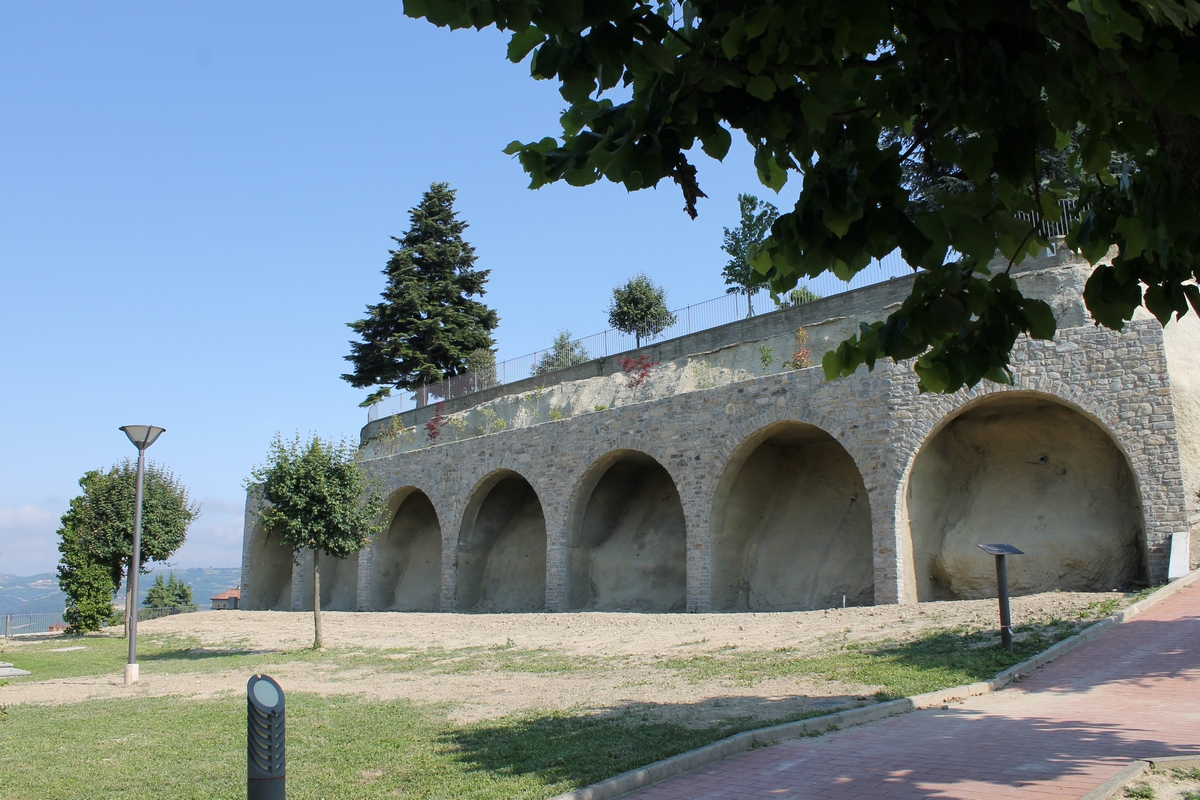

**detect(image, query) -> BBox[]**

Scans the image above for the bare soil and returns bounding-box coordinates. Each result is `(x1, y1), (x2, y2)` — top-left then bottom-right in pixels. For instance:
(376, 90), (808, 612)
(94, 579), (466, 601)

(1, 591), (1126, 725)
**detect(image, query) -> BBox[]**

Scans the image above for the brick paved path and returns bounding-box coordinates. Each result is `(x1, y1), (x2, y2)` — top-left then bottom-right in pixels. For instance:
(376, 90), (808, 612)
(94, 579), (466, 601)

(627, 584), (1200, 799)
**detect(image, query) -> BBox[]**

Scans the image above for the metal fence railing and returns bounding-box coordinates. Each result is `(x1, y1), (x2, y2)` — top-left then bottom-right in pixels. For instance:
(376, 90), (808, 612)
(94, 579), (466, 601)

(368, 250), (915, 421)
(3, 612), (66, 637)
(1014, 198), (1082, 239)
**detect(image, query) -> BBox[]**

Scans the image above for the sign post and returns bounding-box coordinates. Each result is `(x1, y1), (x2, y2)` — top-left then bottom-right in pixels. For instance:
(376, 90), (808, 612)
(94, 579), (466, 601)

(977, 544), (1025, 652)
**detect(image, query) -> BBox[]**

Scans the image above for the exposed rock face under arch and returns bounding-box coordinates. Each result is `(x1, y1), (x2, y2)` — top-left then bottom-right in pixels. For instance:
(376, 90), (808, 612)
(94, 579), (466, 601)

(457, 476), (547, 612)
(370, 491), (441, 611)
(711, 425), (874, 611)
(246, 523), (292, 610)
(318, 552), (358, 611)
(908, 395), (1144, 600)
(567, 453), (686, 612)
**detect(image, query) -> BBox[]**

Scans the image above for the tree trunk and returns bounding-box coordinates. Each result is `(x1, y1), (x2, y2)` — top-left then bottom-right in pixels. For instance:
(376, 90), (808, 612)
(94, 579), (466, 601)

(312, 550), (323, 650)
(746, 292), (754, 318)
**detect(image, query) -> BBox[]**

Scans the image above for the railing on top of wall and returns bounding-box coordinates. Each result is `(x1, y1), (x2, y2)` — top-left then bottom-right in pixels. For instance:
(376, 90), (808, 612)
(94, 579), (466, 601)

(365, 250), (916, 422)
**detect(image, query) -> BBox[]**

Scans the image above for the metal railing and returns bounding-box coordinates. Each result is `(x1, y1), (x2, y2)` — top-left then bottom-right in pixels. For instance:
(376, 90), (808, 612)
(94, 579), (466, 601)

(3, 612), (66, 637)
(1014, 198), (1082, 239)
(367, 250), (914, 421)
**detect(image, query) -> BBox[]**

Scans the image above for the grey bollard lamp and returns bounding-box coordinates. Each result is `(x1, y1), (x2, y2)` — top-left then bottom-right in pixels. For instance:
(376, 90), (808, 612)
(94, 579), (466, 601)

(248, 674), (286, 800)
(977, 543), (1025, 653)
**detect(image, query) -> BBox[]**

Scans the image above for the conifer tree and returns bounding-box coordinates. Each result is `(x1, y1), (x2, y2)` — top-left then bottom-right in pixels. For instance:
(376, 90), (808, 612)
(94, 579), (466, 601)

(343, 183), (499, 406)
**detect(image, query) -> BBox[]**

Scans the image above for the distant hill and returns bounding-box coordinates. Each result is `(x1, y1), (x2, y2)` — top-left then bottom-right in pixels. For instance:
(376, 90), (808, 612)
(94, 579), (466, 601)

(0, 567), (240, 617)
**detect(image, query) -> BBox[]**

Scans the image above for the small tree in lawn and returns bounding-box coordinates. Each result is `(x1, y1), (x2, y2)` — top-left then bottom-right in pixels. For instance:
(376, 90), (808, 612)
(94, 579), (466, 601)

(343, 182), (500, 407)
(56, 462), (198, 634)
(532, 329), (590, 376)
(608, 273), (676, 348)
(721, 194), (779, 318)
(249, 434), (384, 649)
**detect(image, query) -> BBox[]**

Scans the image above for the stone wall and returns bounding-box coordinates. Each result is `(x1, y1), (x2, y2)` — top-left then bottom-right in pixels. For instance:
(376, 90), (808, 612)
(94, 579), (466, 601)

(241, 256), (1190, 614)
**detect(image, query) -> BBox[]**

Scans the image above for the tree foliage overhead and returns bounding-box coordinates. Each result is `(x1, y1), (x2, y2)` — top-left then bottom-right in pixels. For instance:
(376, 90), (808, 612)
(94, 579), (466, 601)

(608, 273), (677, 347)
(722, 193), (779, 317)
(248, 434), (384, 648)
(405, 0), (1200, 393)
(344, 182), (500, 406)
(56, 462), (198, 632)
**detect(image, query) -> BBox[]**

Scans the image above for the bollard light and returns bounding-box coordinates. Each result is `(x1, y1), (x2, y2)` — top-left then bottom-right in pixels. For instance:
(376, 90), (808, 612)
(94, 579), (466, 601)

(248, 674), (286, 800)
(977, 543), (1025, 652)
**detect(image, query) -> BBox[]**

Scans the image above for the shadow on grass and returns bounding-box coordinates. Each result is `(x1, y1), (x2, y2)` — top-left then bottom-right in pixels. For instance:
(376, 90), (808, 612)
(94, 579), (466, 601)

(441, 696), (859, 790)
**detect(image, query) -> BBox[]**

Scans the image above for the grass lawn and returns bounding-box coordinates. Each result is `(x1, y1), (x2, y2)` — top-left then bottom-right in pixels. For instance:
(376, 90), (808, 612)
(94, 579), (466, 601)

(0, 694), (826, 800)
(0, 595), (1145, 800)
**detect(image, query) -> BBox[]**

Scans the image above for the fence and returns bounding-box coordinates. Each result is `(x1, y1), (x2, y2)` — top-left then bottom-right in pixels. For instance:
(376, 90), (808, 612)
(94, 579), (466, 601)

(368, 249), (915, 421)
(3, 612), (66, 637)
(2, 606), (199, 637)
(1014, 198), (1082, 239)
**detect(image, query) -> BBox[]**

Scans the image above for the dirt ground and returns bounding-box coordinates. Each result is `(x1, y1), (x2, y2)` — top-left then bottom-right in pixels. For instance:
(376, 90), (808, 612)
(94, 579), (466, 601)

(0, 591), (1127, 724)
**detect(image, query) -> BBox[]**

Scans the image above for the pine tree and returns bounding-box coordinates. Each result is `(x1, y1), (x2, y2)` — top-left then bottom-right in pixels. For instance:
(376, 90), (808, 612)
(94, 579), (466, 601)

(343, 183), (500, 407)
(532, 329), (590, 376)
(721, 194), (779, 318)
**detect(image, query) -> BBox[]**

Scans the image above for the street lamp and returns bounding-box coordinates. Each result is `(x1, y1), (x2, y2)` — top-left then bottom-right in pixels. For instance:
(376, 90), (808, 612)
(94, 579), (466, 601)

(119, 424), (165, 685)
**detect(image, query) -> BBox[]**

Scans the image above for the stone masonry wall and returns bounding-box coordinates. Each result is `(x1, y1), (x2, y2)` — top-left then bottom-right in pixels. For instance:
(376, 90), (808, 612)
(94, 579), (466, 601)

(238, 319), (1190, 612)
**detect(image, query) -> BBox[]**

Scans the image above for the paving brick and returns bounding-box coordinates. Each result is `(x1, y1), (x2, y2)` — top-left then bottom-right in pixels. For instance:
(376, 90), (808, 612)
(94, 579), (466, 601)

(621, 584), (1200, 799)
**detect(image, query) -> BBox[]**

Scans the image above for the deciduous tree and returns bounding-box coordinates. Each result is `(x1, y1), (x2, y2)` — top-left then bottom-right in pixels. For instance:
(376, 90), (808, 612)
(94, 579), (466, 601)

(608, 273), (676, 347)
(405, 0), (1200, 392)
(55, 462), (198, 634)
(344, 183), (500, 406)
(722, 194), (779, 317)
(248, 434), (384, 649)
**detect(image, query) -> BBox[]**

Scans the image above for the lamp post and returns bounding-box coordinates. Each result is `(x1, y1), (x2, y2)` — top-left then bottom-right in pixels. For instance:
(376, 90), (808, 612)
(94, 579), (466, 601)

(119, 425), (165, 685)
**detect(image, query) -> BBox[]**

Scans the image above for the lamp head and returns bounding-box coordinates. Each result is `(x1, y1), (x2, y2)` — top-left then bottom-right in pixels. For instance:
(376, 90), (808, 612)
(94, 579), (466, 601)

(119, 425), (166, 451)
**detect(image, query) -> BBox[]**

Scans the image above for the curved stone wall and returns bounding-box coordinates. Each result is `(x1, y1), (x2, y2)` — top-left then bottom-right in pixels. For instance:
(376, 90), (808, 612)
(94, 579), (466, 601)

(370, 489), (442, 611)
(907, 394), (1144, 600)
(711, 423), (874, 611)
(457, 473), (547, 612)
(566, 452), (687, 612)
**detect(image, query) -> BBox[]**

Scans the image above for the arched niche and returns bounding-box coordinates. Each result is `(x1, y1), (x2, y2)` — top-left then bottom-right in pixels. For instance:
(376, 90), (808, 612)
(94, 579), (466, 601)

(710, 422), (874, 611)
(369, 488), (442, 611)
(318, 551), (359, 611)
(456, 472), (547, 612)
(246, 522), (293, 611)
(566, 450), (686, 612)
(907, 392), (1145, 600)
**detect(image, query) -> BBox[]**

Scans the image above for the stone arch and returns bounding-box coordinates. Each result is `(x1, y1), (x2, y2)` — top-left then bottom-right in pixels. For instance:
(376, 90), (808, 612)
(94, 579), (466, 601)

(369, 486), (443, 611)
(904, 390), (1146, 600)
(456, 469), (547, 612)
(245, 521), (293, 611)
(564, 449), (687, 611)
(709, 420), (875, 611)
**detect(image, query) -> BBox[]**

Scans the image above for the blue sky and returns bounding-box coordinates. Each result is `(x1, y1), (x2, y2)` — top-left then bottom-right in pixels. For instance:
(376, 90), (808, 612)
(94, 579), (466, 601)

(0, 2), (798, 576)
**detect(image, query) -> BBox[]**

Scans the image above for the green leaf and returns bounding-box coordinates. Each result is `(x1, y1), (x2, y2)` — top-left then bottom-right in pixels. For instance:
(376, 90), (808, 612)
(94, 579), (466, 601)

(506, 27), (545, 63)
(800, 93), (832, 132)
(721, 14), (746, 60)
(1127, 51), (1179, 104)
(1022, 299), (1057, 339)
(699, 125), (732, 161)
(747, 75), (777, 101)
